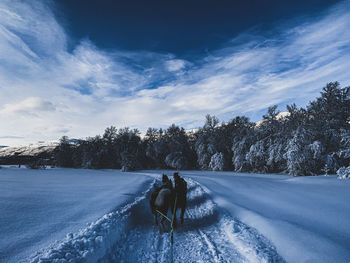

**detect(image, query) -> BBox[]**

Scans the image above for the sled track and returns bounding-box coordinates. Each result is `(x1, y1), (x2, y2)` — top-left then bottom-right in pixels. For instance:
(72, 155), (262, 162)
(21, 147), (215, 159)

(29, 178), (284, 263)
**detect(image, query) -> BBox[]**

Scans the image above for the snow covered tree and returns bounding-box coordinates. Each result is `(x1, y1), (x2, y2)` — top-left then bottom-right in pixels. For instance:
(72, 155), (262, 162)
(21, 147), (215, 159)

(285, 103), (308, 131)
(308, 82), (350, 153)
(120, 152), (138, 172)
(261, 105), (280, 135)
(324, 154), (338, 174)
(246, 140), (267, 172)
(231, 117), (255, 172)
(284, 127), (314, 176)
(164, 124), (195, 169)
(55, 136), (74, 167)
(203, 114), (219, 130)
(144, 128), (167, 168)
(51, 81), (350, 176)
(71, 140), (84, 168)
(81, 136), (105, 169)
(195, 139), (216, 170)
(337, 129), (350, 168)
(209, 152), (225, 171)
(232, 137), (251, 172)
(143, 124), (194, 169)
(195, 115), (252, 171)
(165, 152), (187, 170)
(306, 140), (327, 174)
(336, 166), (350, 179)
(266, 138), (286, 172)
(99, 126), (119, 168)
(194, 115), (220, 169)
(116, 128), (142, 170)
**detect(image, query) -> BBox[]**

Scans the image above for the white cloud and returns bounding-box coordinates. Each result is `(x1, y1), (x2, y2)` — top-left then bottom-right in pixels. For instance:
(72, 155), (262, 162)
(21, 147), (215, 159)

(0, 97), (56, 116)
(1, 0), (350, 146)
(165, 59), (186, 72)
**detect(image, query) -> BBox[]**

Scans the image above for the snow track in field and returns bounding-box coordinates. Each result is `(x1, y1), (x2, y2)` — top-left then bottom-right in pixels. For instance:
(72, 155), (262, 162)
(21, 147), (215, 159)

(29, 178), (284, 263)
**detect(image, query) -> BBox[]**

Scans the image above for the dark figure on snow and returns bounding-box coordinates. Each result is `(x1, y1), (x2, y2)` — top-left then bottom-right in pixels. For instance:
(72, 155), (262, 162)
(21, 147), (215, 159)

(149, 173), (187, 229)
(172, 172), (187, 226)
(150, 174), (174, 228)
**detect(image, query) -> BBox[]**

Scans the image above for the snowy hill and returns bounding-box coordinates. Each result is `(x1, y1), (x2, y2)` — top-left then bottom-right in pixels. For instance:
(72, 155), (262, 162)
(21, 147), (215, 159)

(0, 141), (59, 165)
(0, 139), (82, 165)
(0, 142), (57, 157)
(255, 111), (290, 127)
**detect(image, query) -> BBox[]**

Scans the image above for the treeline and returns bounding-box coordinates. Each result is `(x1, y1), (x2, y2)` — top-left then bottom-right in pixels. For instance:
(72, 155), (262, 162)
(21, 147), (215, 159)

(55, 82), (350, 176)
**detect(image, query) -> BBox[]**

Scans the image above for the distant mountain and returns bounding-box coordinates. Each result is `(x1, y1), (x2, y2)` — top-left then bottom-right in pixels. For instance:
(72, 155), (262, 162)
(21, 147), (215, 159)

(255, 111), (290, 127)
(67, 138), (82, 144)
(0, 139), (80, 165)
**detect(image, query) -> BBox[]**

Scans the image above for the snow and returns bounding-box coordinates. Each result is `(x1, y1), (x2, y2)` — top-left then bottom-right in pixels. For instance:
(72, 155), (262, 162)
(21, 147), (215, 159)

(209, 152), (225, 171)
(0, 143), (56, 158)
(0, 167), (153, 263)
(255, 112), (290, 127)
(1, 167), (349, 263)
(29, 176), (280, 263)
(0, 139), (80, 158)
(178, 171), (350, 263)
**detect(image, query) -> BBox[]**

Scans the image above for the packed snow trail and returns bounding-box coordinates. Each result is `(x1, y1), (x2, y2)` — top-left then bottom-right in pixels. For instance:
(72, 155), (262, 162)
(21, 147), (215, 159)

(29, 178), (284, 263)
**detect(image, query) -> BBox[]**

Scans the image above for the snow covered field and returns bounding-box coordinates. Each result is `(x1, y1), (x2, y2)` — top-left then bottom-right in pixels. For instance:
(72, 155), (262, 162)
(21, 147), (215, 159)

(180, 171), (350, 263)
(0, 167), (153, 263)
(1, 167), (349, 262)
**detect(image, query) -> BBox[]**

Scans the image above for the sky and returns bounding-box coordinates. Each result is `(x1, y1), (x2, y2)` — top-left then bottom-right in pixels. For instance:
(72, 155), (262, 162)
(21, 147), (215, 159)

(0, 0), (350, 146)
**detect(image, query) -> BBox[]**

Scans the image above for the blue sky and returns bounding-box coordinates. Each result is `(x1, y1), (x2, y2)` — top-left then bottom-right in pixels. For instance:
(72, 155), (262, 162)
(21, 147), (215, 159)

(0, 0), (350, 146)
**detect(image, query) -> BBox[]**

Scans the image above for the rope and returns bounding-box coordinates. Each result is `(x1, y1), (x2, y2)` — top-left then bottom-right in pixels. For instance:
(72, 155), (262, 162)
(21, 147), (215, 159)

(156, 194), (177, 263)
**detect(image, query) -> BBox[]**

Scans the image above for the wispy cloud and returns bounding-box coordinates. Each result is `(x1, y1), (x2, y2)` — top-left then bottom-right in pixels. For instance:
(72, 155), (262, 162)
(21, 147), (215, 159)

(0, 0), (350, 146)
(138, 0), (350, 123)
(0, 97), (56, 116)
(165, 59), (187, 72)
(0, 135), (24, 139)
